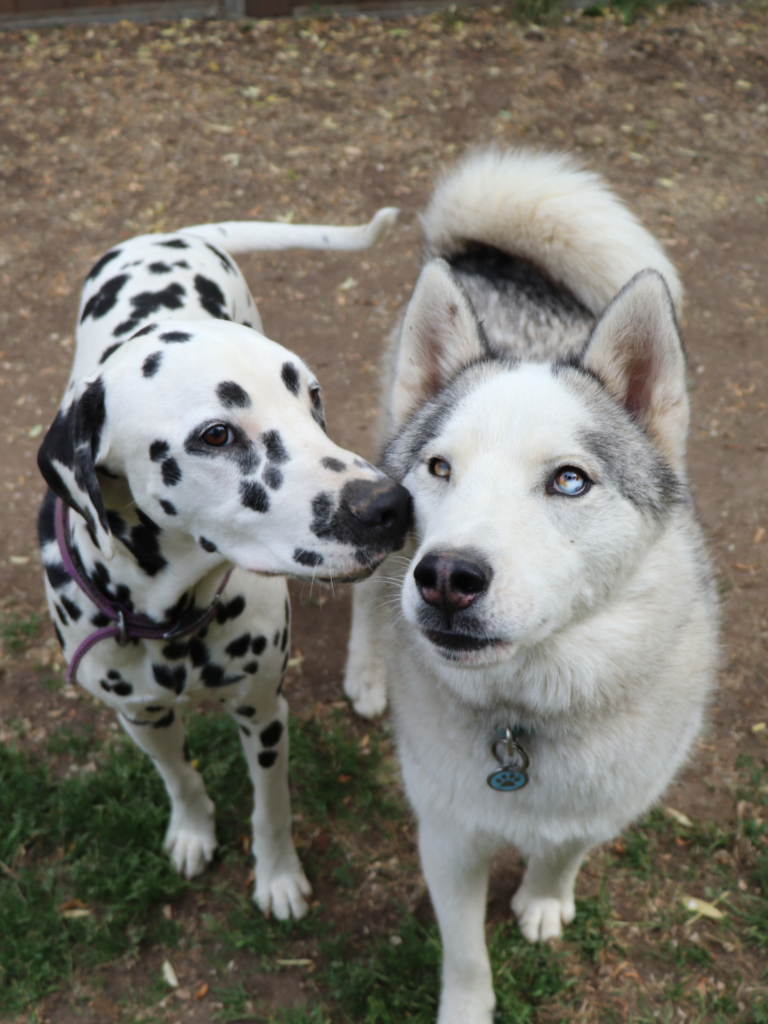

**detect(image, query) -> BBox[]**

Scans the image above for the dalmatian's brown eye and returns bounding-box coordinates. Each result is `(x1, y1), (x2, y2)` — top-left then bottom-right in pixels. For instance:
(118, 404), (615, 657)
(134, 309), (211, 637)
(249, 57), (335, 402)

(429, 457), (451, 480)
(309, 384), (322, 407)
(201, 424), (233, 447)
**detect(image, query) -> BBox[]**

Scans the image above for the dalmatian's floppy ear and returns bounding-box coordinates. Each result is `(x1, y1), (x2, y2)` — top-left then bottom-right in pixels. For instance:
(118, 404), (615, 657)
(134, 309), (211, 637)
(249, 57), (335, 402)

(37, 375), (114, 558)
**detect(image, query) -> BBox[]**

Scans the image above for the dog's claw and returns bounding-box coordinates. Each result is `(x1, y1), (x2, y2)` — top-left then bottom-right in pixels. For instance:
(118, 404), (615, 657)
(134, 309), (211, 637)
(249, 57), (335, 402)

(255, 865), (312, 921)
(511, 889), (575, 943)
(163, 799), (217, 879)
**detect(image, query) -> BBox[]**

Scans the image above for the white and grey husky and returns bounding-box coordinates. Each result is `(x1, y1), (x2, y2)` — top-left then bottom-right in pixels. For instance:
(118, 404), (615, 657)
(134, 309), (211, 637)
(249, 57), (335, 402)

(344, 149), (719, 1024)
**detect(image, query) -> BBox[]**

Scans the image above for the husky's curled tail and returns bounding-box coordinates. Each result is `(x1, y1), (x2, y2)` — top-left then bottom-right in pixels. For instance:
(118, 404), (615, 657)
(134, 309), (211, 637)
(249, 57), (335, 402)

(419, 149), (682, 362)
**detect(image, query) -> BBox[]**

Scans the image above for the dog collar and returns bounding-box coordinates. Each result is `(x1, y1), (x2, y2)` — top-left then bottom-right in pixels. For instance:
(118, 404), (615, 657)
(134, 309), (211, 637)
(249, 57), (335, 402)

(487, 724), (530, 792)
(55, 497), (233, 684)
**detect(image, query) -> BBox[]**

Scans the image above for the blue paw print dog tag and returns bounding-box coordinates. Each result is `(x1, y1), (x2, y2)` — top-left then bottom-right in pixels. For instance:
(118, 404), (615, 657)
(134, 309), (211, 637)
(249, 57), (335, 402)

(487, 726), (529, 792)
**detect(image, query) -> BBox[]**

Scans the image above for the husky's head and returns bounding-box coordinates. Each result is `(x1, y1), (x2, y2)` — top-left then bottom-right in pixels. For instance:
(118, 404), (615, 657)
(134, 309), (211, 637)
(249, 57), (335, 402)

(382, 260), (690, 672)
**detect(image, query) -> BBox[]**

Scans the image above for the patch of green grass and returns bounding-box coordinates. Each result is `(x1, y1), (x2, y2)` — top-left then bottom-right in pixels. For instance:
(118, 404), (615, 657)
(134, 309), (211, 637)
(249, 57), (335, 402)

(505, 0), (562, 26)
(0, 609), (44, 653)
(46, 722), (101, 761)
(289, 713), (402, 824)
(568, 887), (619, 963)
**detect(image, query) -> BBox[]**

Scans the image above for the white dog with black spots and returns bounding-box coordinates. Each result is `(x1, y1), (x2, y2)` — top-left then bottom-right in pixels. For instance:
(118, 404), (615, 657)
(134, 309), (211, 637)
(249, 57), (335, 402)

(38, 210), (410, 920)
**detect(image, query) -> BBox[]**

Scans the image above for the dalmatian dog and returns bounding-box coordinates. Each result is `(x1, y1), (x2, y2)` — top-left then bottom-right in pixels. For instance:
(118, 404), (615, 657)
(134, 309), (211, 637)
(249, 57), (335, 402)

(37, 210), (410, 921)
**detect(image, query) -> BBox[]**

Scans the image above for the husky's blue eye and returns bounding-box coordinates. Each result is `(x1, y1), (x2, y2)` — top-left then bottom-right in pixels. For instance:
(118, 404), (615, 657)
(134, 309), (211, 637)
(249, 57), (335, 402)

(552, 467), (590, 496)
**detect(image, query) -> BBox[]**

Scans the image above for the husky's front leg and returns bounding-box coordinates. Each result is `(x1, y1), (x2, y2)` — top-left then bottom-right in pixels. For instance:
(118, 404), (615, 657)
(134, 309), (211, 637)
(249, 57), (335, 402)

(511, 840), (589, 943)
(229, 695), (311, 921)
(344, 571), (390, 718)
(419, 817), (496, 1024)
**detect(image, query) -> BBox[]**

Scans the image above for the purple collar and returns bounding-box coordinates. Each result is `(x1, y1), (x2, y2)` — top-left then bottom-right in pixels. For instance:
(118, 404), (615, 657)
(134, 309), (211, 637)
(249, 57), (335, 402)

(55, 497), (232, 684)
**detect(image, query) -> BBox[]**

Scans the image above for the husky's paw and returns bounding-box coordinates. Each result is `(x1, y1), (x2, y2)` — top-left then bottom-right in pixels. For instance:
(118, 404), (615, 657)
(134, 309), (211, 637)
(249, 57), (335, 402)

(164, 798), (217, 879)
(511, 888), (575, 943)
(254, 855), (312, 921)
(343, 661), (388, 719)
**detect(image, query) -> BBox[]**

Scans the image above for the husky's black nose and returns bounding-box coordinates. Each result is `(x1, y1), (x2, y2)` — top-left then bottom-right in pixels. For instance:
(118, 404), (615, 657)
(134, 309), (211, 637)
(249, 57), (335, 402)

(337, 477), (411, 551)
(414, 549), (492, 613)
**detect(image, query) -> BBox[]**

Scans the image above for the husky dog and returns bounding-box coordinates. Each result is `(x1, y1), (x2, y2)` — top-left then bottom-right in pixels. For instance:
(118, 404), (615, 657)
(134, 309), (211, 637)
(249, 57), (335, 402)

(343, 150), (718, 1022)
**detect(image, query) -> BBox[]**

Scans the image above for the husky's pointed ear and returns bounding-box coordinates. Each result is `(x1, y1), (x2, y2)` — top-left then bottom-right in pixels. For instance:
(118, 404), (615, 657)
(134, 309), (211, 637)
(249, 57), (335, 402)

(581, 270), (689, 472)
(390, 259), (487, 429)
(37, 375), (114, 558)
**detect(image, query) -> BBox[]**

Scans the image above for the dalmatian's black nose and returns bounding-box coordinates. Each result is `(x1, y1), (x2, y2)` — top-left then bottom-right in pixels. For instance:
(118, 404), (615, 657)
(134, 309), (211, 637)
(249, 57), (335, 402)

(338, 477), (411, 551)
(414, 549), (492, 613)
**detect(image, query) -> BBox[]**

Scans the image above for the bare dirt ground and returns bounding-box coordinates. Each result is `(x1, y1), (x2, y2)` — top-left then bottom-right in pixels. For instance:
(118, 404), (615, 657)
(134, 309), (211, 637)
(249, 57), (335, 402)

(1, 4), (767, 1022)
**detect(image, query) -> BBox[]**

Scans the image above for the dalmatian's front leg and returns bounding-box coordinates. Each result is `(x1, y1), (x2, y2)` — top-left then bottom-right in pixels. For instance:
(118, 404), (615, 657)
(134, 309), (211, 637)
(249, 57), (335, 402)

(119, 708), (217, 879)
(229, 695), (311, 920)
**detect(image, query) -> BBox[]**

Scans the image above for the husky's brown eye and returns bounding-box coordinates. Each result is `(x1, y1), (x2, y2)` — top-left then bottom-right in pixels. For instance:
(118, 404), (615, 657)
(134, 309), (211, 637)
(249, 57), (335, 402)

(429, 457), (451, 480)
(551, 466), (590, 496)
(201, 424), (233, 447)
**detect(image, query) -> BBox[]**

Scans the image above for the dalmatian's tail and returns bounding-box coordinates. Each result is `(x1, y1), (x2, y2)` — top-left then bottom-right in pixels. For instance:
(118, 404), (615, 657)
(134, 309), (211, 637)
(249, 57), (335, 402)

(180, 207), (399, 255)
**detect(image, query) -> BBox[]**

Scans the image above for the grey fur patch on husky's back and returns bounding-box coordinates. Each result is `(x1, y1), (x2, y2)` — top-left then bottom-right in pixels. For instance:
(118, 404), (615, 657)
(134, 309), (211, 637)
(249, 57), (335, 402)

(449, 244), (595, 362)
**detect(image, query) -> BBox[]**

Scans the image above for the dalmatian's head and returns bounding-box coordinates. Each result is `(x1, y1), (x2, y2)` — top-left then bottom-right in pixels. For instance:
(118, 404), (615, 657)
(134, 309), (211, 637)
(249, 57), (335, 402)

(38, 320), (411, 581)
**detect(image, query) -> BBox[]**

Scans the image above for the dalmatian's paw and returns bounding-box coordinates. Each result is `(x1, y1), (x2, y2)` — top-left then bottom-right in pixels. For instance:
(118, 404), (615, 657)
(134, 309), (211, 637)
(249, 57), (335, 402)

(254, 849), (312, 921)
(511, 887), (575, 943)
(164, 798), (217, 879)
(343, 660), (388, 719)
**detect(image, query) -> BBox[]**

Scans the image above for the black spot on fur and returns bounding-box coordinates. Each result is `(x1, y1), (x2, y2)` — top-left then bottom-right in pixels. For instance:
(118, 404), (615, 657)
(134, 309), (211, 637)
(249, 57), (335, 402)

(160, 330), (191, 343)
(45, 561), (71, 589)
(162, 641), (189, 660)
(115, 507), (167, 577)
(260, 721), (283, 748)
(130, 323), (159, 339)
(81, 274), (129, 322)
(201, 663), (244, 688)
(142, 352), (163, 378)
(199, 536), (217, 553)
(55, 603), (68, 626)
(152, 663), (187, 695)
(237, 705), (256, 718)
(106, 510), (127, 536)
(114, 681), (132, 697)
(258, 751), (278, 768)
(114, 283), (186, 337)
(225, 633), (252, 658)
(281, 626), (288, 652)
(321, 456), (346, 472)
(217, 595), (246, 624)
(153, 709), (175, 728)
(91, 612), (111, 627)
(107, 669), (121, 680)
(86, 249), (122, 281)
(161, 458), (182, 486)
(157, 238), (190, 249)
(281, 362), (300, 397)
(54, 623), (65, 649)
(148, 261), (172, 274)
(273, 631), (280, 647)
(189, 639), (209, 666)
(293, 548), (324, 568)
(146, 705), (166, 713)
(243, 661), (259, 673)
(204, 242), (236, 274)
(262, 430), (289, 464)
(60, 594), (82, 622)
(37, 488), (56, 545)
(99, 342), (123, 364)
(159, 499), (177, 516)
(217, 381), (251, 409)
(240, 480), (270, 513)
(240, 725), (252, 737)
(195, 274), (229, 320)
(282, 652), (289, 672)
(263, 466), (283, 490)
(252, 635), (267, 655)
(150, 440), (170, 462)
